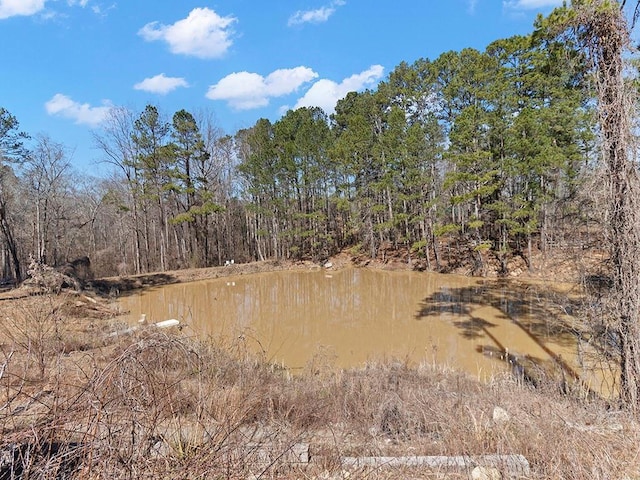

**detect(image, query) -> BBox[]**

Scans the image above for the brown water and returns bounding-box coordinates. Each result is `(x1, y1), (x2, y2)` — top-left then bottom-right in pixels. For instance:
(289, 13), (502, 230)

(118, 268), (614, 391)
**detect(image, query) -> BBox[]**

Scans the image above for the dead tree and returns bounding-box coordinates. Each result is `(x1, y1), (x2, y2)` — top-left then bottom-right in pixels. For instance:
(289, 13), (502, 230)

(569, 0), (640, 409)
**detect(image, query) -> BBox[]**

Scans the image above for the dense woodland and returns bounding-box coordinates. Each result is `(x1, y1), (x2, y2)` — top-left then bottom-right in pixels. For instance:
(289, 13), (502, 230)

(0, 16), (606, 281)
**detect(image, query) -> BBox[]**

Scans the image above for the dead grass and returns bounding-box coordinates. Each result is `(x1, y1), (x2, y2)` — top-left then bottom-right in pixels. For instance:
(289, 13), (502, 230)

(0, 293), (637, 479)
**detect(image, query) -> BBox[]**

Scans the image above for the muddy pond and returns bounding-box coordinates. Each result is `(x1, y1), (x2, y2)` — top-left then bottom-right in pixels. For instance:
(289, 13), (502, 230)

(118, 267), (614, 393)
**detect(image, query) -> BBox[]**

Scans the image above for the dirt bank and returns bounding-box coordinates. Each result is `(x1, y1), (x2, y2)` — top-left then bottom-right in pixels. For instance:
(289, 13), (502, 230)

(87, 243), (605, 298)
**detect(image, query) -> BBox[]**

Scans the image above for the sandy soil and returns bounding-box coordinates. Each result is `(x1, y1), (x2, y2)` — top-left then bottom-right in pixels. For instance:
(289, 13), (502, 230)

(88, 244), (607, 295)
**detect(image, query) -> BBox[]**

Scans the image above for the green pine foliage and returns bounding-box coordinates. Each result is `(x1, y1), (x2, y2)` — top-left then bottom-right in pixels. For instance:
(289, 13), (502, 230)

(234, 27), (594, 266)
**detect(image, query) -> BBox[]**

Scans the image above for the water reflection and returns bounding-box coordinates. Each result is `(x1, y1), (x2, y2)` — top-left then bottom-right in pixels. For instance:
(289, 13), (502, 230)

(118, 268), (612, 391)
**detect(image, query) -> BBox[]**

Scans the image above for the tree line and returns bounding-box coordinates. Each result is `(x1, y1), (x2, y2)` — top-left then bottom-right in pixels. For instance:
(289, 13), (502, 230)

(236, 29), (595, 273)
(0, 20), (603, 281)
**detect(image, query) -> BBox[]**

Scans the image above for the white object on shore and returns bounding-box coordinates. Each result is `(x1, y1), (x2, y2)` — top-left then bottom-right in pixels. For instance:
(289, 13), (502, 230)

(108, 318), (180, 337)
(153, 319), (179, 329)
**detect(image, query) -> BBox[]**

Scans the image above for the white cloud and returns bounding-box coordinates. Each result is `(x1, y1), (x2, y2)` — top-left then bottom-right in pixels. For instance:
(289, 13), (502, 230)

(45, 94), (111, 126)
(0, 0), (46, 19)
(206, 67), (319, 110)
(294, 65), (384, 114)
(288, 0), (345, 26)
(0, 0), (106, 20)
(139, 7), (236, 59)
(134, 73), (189, 95)
(503, 0), (563, 9)
(90, 3), (115, 16)
(278, 105), (291, 117)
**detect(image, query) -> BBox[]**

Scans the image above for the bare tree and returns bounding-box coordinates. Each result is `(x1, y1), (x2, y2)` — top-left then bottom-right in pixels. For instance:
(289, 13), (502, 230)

(93, 107), (144, 274)
(23, 134), (72, 265)
(0, 108), (28, 282)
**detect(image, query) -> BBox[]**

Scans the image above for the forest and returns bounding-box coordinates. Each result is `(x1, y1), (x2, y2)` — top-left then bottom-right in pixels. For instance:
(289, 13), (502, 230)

(0, 14), (604, 281)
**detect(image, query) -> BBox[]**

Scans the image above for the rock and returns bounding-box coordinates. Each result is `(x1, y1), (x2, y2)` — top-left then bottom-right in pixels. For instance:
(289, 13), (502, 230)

(509, 267), (523, 277)
(492, 406), (510, 425)
(150, 438), (172, 458)
(472, 466), (502, 480)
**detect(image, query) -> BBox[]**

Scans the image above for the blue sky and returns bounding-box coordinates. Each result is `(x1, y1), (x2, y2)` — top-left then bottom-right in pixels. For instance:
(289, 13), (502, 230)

(0, 0), (564, 174)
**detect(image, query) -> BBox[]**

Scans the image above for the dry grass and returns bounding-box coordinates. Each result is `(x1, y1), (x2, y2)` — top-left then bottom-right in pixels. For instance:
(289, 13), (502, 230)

(0, 294), (637, 479)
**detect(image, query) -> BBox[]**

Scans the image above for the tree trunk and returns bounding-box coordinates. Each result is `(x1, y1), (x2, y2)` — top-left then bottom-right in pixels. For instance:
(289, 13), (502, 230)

(0, 198), (20, 282)
(587, 1), (640, 409)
